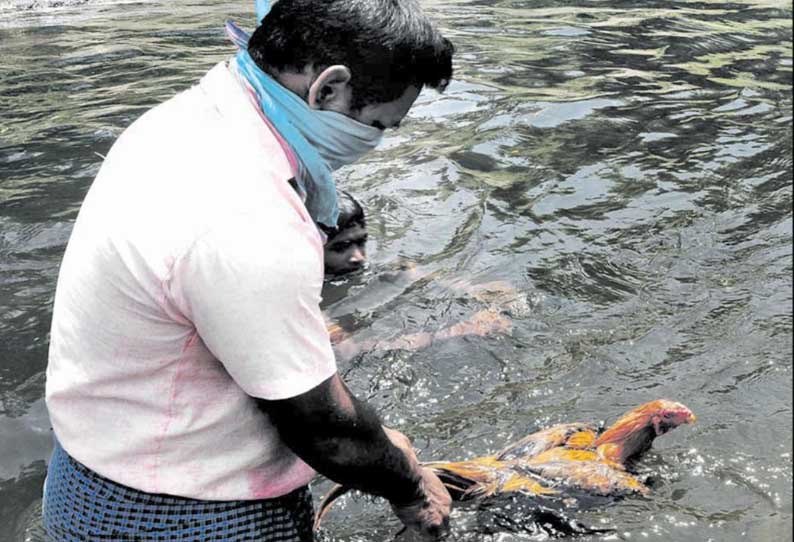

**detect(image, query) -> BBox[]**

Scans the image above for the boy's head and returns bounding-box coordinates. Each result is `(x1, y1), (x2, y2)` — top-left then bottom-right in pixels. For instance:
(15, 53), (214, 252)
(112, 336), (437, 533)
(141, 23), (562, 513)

(248, 0), (454, 130)
(321, 190), (368, 275)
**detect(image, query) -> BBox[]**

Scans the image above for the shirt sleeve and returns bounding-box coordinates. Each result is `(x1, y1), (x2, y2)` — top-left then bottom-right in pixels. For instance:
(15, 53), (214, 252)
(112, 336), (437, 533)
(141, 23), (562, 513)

(168, 214), (337, 400)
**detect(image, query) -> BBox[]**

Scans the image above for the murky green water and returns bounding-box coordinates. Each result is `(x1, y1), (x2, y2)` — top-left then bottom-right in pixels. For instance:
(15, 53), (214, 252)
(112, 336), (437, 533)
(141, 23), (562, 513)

(1, 0), (792, 540)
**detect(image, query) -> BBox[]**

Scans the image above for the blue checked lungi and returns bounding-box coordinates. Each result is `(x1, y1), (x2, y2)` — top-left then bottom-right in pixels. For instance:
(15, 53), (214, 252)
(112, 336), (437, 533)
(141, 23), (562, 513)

(43, 440), (314, 542)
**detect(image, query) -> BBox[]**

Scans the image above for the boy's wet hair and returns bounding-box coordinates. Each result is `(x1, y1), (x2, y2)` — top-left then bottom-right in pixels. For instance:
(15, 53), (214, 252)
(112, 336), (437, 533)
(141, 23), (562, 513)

(248, 0), (454, 110)
(320, 190), (365, 239)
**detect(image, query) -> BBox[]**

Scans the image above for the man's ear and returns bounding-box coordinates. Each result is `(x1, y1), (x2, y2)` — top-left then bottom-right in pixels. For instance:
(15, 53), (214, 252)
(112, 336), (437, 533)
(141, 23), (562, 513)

(308, 65), (352, 111)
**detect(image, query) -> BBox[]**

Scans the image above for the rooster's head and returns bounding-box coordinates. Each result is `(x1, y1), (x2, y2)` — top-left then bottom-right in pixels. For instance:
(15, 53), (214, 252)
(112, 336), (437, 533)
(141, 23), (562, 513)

(594, 399), (696, 464)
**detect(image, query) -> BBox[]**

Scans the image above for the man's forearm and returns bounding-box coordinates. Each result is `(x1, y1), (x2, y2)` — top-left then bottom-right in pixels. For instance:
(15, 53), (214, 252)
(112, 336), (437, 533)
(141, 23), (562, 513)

(257, 375), (423, 505)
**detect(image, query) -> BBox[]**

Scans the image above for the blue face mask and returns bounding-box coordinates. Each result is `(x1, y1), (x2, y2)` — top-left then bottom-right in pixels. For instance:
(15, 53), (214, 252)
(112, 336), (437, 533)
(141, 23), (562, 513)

(225, 3), (384, 228)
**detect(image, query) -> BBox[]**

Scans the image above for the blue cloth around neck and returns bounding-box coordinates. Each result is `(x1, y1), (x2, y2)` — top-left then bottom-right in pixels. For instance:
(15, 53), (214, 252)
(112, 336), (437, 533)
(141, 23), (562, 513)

(226, 1), (384, 228)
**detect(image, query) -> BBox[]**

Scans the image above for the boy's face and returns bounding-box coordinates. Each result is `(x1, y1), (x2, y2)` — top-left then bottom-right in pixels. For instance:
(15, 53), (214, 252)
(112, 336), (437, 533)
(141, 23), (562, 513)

(324, 223), (368, 275)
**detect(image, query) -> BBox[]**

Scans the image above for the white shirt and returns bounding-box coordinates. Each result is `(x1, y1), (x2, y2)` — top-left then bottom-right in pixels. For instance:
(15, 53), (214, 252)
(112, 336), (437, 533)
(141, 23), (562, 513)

(45, 61), (337, 500)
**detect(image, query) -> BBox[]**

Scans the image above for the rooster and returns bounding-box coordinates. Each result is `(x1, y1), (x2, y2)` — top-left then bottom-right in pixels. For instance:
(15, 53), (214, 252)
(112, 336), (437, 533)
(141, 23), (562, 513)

(314, 399), (695, 531)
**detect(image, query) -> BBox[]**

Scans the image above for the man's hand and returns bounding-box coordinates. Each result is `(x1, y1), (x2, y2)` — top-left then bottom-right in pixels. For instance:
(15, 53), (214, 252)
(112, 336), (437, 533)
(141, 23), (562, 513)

(261, 376), (451, 539)
(390, 467), (452, 540)
(384, 428), (452, 540)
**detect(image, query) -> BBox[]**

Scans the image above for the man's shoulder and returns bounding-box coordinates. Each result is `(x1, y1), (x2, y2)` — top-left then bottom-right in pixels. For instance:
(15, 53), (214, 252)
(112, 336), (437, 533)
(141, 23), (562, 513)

(82, 61), (309, 257)
(200, 200), (321, 255)
(105, 61), (289, 185)
(115, 85), (227, 157)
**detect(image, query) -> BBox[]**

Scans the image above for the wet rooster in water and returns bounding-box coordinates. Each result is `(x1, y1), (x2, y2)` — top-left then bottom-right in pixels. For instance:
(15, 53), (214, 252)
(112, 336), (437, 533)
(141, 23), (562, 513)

(314, 399), (695, 530)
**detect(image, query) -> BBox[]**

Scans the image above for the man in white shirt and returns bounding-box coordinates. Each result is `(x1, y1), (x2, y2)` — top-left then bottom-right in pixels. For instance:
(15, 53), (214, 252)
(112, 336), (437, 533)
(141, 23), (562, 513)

(43, 0), (455, 540)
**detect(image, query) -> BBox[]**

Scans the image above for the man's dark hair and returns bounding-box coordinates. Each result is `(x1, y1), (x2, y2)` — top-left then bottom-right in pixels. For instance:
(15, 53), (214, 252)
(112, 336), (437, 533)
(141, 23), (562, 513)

(320, 190), (365, 238)
(248, 0), (454, 109)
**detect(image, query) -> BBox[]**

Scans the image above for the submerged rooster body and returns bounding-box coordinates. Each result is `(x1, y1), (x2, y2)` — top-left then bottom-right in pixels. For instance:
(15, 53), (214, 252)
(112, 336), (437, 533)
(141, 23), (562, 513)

(314, 399), (695, 530)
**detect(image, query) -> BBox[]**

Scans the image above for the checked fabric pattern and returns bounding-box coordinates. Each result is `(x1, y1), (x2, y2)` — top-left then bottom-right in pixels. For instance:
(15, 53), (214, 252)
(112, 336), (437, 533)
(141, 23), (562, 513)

(43, 440), (314, 542)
